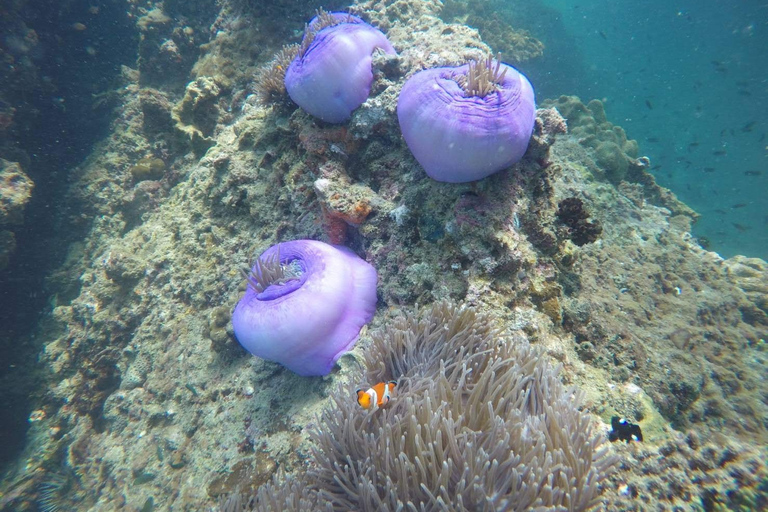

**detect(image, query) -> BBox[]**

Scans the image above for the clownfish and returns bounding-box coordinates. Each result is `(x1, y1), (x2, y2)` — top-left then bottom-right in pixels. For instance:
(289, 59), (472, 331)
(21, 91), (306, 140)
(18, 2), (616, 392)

(356, 381), (397, 409)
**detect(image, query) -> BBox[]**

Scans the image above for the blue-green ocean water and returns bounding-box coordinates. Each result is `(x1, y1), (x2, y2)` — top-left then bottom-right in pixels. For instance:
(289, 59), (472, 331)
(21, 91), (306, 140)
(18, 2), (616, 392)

(519, 0), (767, 259)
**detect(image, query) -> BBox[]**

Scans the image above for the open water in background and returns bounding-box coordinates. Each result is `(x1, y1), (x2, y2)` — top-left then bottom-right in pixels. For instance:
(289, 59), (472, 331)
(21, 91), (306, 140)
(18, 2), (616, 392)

(518, 0), (768, 259)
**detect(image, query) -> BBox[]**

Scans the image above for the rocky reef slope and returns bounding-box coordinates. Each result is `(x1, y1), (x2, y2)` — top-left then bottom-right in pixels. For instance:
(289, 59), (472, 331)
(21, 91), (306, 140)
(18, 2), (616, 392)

(1, 1), (766, 511)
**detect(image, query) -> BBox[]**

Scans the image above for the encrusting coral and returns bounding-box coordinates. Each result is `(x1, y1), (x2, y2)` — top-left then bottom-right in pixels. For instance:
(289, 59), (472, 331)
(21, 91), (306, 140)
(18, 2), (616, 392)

(221, 301), (617, 511)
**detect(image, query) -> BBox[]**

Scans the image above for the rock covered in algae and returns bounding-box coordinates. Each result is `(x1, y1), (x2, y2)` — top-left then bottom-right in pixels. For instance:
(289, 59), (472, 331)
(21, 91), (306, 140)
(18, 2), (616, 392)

(0, 158), (33, 271)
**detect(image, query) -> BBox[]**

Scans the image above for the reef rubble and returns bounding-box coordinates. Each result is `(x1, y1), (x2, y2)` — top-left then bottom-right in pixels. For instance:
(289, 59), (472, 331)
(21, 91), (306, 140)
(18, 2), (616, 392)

(1, 0), (766, 511)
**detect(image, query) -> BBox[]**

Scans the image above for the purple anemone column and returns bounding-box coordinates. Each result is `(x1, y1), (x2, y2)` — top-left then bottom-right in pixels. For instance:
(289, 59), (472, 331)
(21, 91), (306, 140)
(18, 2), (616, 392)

(285, 14), (396, 123)
(397, 60), (536, 183)
(232, 240), (378, 377)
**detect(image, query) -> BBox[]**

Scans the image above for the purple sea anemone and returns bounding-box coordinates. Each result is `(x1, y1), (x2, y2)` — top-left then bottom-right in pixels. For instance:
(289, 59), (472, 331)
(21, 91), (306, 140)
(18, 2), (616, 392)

(231, 240), (378, 377)
(397, 55), (536, 183)
(284, 11), (396, 123)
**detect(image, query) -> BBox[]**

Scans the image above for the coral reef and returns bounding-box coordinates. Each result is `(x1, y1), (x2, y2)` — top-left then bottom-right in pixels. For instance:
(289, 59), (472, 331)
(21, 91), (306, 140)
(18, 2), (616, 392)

(544, 96), (639, 183)
(1, 0), (766, 511)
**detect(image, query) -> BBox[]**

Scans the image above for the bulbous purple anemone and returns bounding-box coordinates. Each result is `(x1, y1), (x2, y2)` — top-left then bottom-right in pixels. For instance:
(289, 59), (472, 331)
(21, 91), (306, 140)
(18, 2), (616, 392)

(397, 60), (536, 183)
(284, 13), (396, 123)
(231, 240), (377, 377)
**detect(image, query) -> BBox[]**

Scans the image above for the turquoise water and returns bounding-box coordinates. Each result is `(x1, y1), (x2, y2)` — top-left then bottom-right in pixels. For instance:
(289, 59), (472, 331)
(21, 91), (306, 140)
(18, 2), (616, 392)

(525, 0), (767, 258)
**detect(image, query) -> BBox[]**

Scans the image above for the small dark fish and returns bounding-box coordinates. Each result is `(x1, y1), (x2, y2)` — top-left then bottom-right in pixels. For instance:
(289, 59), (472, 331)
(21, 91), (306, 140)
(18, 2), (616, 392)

(651, 165), (662, 170)
(687, 142), (699, 151)
(760, 133), (766, 142)
(599, 31), (607, 40)
(645, 99), (653, 109)
(744, 170), (761, 176)
(714, 209), (727, 215)
(741, 121), (756, 132)
(720, 129), (727, 137)
(730, 129), (735, 136)
(731, 203), (748, 209)
(711, 60), (722, 66)
(738, 90), (752, 97)
(703, 167), (716, 173)
(713, 150), (727, 156)
(732, 223), (750, 232)
(646, 137), (659, 142)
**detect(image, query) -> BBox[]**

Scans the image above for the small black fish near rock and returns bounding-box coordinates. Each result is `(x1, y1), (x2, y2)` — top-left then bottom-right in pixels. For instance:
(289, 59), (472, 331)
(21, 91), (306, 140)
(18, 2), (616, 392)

(608, 416), (643, 443)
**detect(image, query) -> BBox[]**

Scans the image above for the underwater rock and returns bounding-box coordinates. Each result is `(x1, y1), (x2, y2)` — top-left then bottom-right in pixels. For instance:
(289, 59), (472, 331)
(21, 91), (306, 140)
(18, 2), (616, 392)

(0, 158), (33, 271)
(0, 158), (34, 226)
(172, 76), (221, 153)
(284, 12), (396, 123)
(313, 162), (388, 244)
(724, 256), (768, 316)
(231, 240), (378, 376)
(137, 7), (200, 88)
(129, 157), (166, 181)
(397, 56), (535, 183)
(139, 88), (175, 136)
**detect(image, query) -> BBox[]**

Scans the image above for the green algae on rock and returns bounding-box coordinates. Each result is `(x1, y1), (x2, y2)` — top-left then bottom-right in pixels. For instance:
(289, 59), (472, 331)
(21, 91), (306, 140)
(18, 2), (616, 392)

(129, 157), (166, 181)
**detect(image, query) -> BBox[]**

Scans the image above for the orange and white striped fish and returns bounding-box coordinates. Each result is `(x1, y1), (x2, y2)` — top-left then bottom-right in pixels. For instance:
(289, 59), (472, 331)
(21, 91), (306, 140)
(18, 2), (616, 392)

(356, 380), (397, 409)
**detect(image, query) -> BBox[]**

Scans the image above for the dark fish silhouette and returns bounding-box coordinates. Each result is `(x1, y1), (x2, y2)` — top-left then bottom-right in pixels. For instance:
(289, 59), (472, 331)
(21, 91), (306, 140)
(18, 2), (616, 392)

(703, 167), (716, 173)
(645, 99), (653, 109)
(608, 417), (643, 443)
(741, 121), (756, 132)
(731, 203), (747, 209)
(713, 150), (727, 156)
(732, 223), (750, 232)
(599, 30), (607, 39)
(744, 170), (761, 176)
